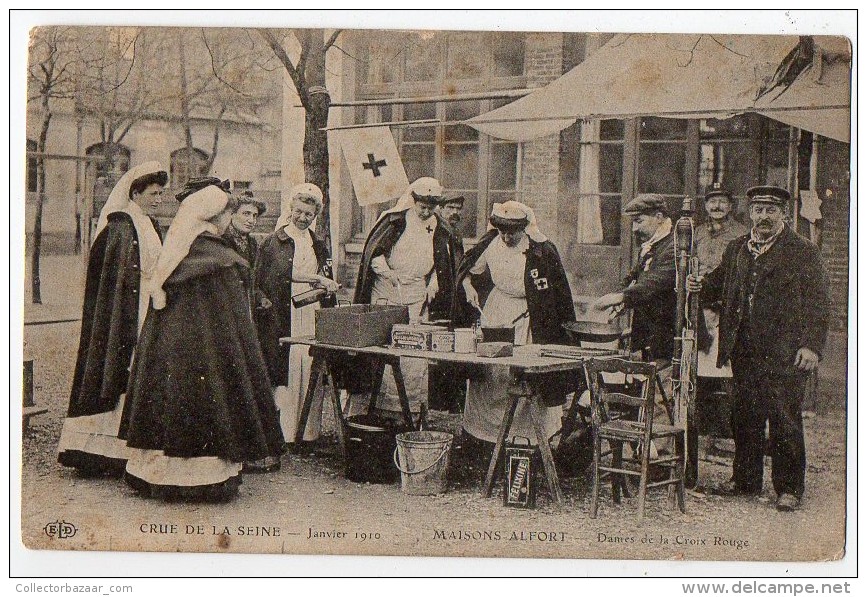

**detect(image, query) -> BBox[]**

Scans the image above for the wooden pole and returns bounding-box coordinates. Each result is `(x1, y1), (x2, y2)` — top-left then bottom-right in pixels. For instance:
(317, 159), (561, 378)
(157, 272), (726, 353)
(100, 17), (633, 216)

(298, 88), (533, 108)
(322, 118), (440, 132)
(809, 135), (821, 245)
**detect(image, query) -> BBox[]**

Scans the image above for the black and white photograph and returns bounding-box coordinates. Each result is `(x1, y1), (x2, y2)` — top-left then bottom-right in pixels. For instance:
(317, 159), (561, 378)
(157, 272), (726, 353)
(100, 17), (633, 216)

(10, 9), (856, 578)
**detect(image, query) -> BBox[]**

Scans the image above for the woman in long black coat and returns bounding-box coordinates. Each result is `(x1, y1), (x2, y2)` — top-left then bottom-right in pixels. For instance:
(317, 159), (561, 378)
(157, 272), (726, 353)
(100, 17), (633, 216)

(253, 183), (337, 443)
(120, 181), (284, 502)
(57, 162), (167, 476)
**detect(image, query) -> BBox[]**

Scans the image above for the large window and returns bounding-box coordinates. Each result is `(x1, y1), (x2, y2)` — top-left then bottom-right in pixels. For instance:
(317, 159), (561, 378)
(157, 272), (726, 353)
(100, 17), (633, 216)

(572, 120), (624, 246)
(698, 114), (762, 223)
(571, 114), (798, 247)
(359, 31), (525, 88)
(638, 116), (689, 214)
(170, 147), (209, 187)
(352, 31), (525, 239)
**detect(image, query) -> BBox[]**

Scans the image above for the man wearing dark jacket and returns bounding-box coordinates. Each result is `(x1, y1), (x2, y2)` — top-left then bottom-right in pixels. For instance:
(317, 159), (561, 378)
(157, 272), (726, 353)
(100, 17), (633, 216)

(596, 193), (676, 362)
(689, 186), (829, 512)
(595, 194), (677, 454)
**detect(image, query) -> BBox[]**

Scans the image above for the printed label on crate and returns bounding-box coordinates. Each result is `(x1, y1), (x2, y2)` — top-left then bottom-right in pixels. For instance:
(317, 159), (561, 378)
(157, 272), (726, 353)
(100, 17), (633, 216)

(429, 331), (455, 352)
(391, 324), (447, 350)
(391, 330), (428, 350)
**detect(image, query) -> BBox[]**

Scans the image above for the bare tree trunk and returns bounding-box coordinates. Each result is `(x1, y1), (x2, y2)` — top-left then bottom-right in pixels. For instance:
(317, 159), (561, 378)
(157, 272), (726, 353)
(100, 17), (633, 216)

(31, 99), (51, 304)
(258, 28), (336, 252)
(302, 29), (332, 252)
(204, 105), (226, 175)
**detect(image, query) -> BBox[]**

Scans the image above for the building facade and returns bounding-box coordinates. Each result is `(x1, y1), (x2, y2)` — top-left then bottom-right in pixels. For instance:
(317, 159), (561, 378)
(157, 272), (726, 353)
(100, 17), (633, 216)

(26, 27), (284, 253)
(290, 30), (849, 335)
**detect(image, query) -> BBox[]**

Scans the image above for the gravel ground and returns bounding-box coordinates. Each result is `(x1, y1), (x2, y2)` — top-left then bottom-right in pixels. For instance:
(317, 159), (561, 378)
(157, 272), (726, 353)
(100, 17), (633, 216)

(18, 255), (850, 563)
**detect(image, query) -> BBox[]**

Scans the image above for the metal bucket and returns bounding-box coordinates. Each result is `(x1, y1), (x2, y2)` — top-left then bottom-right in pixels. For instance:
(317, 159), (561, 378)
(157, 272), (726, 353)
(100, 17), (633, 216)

(393, 431), (453, 495)
(345, 415), (407, 484)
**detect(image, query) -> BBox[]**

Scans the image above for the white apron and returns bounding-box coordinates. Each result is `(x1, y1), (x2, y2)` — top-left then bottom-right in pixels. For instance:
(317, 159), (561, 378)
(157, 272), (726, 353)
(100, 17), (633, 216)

(275, 225), (325, 441)
(462, 237), (561, 444)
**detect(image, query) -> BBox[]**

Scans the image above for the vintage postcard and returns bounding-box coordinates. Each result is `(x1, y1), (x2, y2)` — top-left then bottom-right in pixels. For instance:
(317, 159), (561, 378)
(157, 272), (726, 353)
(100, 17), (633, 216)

(13, 10), (855, 575)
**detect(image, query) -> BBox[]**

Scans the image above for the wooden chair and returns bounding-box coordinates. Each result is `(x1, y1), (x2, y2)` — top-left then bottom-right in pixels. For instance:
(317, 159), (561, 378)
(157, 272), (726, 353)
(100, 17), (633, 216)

(584, 358), (686, 519)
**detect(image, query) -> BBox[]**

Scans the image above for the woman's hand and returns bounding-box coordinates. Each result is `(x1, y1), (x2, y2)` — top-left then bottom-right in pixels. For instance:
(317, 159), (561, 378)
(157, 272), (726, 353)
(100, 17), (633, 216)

(463, 279), (481, 312)
(380, 269), (401, 287)
(258, 296), (273, 310)
(426, 275), (439, 302)
(315, 277), (340, 293)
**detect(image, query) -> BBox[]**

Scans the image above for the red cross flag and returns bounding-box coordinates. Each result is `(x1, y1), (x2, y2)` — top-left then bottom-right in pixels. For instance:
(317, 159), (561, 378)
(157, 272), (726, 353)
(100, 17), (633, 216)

(334, 126), (409, 206)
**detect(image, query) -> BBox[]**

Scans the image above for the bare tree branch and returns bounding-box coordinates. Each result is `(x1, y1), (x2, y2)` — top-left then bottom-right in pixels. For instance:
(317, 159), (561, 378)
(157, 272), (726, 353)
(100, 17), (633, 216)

(672, 36), (703, 68)
(93, 31), (139, 95)
(330, 43), (365, 63)
(257, 28), (305, 101)
(324, 29), (342, 52)
(201, 28), (256, 97)
(709, 35), (752, 59)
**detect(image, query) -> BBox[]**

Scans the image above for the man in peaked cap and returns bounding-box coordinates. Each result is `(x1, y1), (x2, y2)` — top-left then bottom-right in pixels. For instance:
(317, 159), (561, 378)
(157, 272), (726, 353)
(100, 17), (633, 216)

(688, 185), (830, 511)
(693, 187), (750, 445)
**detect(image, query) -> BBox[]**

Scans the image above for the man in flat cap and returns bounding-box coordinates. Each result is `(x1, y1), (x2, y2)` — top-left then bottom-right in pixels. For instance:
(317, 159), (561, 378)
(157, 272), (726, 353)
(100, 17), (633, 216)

(594, 194), (677, 453)
(596, 193), (677, 364)
(688, 185), (830, 511)
(693, 188), (749, 445)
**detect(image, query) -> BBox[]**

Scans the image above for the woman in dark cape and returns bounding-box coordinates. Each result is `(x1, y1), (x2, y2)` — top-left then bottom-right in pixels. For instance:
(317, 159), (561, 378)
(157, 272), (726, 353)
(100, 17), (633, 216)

(452, 201), (576, 448)
(57, 162), (167, 476)
(120, 182), (284, 502)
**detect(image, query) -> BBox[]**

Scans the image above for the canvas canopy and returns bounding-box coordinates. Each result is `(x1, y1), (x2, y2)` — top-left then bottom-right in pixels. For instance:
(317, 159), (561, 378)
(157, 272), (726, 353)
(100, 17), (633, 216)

(467, 34), (851, 143)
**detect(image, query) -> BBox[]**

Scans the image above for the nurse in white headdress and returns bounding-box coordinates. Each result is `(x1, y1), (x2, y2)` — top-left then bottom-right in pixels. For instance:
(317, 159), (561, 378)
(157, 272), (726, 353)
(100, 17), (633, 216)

(455, 201), (576, 446)
(57, 162), (167, 476)
(254, 183), (338, 444)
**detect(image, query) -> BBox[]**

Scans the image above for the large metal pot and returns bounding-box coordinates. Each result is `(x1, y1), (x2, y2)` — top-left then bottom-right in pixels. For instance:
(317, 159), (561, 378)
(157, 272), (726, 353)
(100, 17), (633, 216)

(562, 320), (623, 345)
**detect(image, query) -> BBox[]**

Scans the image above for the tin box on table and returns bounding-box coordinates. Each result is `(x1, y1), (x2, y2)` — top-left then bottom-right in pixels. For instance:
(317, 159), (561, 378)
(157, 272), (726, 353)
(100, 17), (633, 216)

(391, 324), (447, 350)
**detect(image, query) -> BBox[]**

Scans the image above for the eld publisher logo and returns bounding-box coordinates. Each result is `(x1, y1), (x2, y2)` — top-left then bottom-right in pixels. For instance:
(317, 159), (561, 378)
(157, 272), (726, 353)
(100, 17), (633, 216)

(44, 520), (77, 539)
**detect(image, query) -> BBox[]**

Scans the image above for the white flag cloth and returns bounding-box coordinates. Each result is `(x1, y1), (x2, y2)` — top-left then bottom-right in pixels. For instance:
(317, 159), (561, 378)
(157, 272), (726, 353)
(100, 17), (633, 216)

(334, 126), (409, 206)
